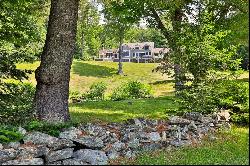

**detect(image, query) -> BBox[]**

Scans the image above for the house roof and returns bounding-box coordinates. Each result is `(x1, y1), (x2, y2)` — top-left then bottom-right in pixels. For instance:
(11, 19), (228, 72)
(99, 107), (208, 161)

(122, 42), (154, 50)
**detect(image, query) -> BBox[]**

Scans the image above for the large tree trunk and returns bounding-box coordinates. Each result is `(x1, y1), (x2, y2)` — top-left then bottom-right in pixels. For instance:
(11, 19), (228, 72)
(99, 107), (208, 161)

(150, 7), (184, 92)
(117, 29), (124, 75)
(34, 0), (79, 123)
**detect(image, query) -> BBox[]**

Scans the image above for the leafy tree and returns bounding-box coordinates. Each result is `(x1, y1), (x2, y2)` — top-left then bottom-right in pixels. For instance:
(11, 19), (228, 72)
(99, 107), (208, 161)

(102, 0), (143, 75)
(34, 0), (79, 122)
(0, 0), (49, 124)
(0, 0), (48, 83)
(76, 0), (102, 60)
(125, 27), (167, 48)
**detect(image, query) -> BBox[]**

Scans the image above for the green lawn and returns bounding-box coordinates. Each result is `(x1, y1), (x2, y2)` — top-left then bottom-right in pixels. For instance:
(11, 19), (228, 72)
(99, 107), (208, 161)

(111, 126), (249, 165)
(16, 60), (174, 97)
(69, 96), (177, 124)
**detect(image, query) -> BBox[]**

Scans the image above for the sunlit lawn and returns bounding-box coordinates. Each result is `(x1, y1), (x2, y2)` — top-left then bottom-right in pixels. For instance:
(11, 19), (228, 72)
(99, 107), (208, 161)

(16, 60), (174, 97)
(69, 95), (177, 124)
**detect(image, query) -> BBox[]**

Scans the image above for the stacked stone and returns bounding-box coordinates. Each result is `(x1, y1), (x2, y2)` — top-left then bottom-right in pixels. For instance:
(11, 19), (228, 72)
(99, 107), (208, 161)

(0, 111), (231, 165)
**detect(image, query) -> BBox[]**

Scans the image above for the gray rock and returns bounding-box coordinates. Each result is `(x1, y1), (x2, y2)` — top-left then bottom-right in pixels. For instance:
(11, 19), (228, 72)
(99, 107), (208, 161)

(59, 127), (82, 140)
(18, 127), (26, 135)
(45, 148), (74, 163)
(74, 136), (104, 149)
(127, 118), (142, 127)
(123, 150), (136, 159)
(161, 131), (167, 141)
(169, 116), (191, 125)
(23, 132), (59, 147)
(217, 109), (230, 121)
(170, 139), (191, 147)
(209, 123), (214, 127)
(127, 138), (140, 149)
(80, 124), (104, 136)
(141, 143), (162, 151)
(2, 158), (44, 165)
(0, 149), (17, 163)
(6, 142), (20, 149)
(17, 145), (49, 159)
(188, 121), (198, 131)
(200, 116), (214, 124)
(48, 139), (75, 150)
(62, 159), (88, 165)
(73, 149), (108, 165)
(149, 132), (161, 142)
(112, 141), (126, 151)
(106, 150), (120, 160)
(48, 161), (62, 165)
(183, 112), (203, 121)
(0, 143), (3, 150)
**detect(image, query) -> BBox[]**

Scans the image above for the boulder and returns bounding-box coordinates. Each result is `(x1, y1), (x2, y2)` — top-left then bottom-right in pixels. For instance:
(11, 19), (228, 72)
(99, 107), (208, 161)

(127, 138), (140, 149)
(106, 150), (120, 160)
(62, 159), (88, 165)
(2, 158), (44, 165)
(18, 127), (26, 135)
(73, 149), (108, 165)
(0, 149), (18, 163)
(45, 148), (74, 163)
(188, 121), (198, 131)
(6, 142), (20, 150)
(17, 144), (49, 159)
(183, 112), (203, 121)
(48, 139), (75, 150)
(148, 132), (161, 142)
(168, 116), (191, 125)
(74, 136), (104, 149)
(23, 132), (59, 147)
(111, 141), (126, 151)
(59, 127), (82, 140)
(217, 110), (231, 121)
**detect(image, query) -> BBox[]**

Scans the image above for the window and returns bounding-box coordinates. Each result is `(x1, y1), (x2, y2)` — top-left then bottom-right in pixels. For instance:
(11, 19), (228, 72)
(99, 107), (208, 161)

(144, 46), (149, 50)
(135, 47), (139, 50)
(149, 52), (151, 55)
(146, 52), (148, 55)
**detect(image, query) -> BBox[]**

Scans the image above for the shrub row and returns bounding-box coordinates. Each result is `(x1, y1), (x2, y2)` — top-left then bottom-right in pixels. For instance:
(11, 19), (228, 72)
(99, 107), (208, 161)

(176, 80), (249, 125)
(69, 81), (153, 102)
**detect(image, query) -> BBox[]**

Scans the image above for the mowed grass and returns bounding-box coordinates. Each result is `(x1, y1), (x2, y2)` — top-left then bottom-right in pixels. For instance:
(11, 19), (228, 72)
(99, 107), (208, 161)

(16, 60), (174, 97)
(111, 126), (249, 165)
(69, 96), (177, 124)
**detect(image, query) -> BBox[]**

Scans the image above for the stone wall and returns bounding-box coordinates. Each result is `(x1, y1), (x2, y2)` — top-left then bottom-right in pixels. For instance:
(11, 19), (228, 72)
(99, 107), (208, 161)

(0, 112), (231, 165)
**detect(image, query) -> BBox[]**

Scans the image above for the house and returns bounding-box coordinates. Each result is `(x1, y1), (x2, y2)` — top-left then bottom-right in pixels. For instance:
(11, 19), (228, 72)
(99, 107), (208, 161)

(95, 42), (169, 63)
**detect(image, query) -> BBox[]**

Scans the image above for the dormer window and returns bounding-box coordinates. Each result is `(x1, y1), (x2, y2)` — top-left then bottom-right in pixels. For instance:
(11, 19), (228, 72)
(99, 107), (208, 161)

(135, 47), (139, 50)
(144, 46), (149, 50)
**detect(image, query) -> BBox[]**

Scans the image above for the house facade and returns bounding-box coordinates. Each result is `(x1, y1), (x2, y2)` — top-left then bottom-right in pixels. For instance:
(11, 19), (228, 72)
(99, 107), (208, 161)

(96, 42), (169, 63)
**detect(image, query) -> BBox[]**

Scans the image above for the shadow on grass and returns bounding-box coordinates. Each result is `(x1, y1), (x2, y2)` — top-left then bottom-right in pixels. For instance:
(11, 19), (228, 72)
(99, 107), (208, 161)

(72, 61), (117, 77)
(150, 80), (175, 85)
(235, 77), (249, 82)
(69, 96), (177, 123)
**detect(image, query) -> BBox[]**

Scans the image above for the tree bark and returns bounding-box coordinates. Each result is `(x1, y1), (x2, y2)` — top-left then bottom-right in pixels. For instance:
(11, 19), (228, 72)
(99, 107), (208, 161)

(34, 0), (79, 122)
(117, 29), (124, 75)
(150, 7), (184, 91)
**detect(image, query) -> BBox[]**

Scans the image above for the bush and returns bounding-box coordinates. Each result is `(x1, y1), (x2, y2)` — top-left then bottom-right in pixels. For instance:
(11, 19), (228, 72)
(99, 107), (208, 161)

(24, 120), (76, 137)
(111, 81), (152, 101)
(84, 82), (107, 101)
(0, 83), (35, 125)
(69, 91), (85, 103)
(0, 126), (23, 143)
(177, 80), (249, 124)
